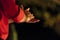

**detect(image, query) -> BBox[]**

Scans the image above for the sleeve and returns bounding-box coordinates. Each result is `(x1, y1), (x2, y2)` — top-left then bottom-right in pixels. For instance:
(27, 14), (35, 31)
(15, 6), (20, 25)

(13, 8), (25, 23)
(0, 0), (25, 23)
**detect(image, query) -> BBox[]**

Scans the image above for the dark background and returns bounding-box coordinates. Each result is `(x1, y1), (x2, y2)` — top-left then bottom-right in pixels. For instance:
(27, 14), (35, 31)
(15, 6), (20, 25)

(8, 22), (60, 40)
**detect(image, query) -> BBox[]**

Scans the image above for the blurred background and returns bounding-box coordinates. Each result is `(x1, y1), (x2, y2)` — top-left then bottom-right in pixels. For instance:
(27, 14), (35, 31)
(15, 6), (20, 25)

(7, 0), (60, 40)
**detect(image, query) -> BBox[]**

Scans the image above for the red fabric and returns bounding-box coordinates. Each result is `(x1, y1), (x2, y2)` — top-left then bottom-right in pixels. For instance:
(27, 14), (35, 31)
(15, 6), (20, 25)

(0, 0), (24, 40)
(0, 10), (9, 40)
(13, 8), (24, 23)
(0, 0), (18, 18)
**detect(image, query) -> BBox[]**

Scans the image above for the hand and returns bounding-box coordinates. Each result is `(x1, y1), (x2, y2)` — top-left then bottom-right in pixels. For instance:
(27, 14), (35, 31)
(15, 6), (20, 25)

(20, 5), (40, 23)
(25, 8), (40, 23)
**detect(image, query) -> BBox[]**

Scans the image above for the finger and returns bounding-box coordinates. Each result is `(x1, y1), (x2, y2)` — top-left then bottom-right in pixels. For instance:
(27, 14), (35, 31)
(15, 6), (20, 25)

(26, 8), (30, 11)
(30, 16), (34, 19)
(27, 20), (40, 23)
(36, 20), (40, 22)
(28, 14), (34, 17)
(26, 21), (36, 23)
(27, 21), (38, 23)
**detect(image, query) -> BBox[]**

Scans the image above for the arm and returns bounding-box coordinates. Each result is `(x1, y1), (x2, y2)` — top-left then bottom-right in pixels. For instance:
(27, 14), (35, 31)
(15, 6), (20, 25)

(8, 7), (40, 23)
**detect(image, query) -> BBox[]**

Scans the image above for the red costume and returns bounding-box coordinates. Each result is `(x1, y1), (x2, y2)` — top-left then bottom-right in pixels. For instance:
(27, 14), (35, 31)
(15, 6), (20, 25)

(0, 0), (24, 40)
